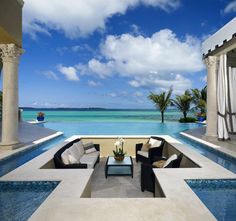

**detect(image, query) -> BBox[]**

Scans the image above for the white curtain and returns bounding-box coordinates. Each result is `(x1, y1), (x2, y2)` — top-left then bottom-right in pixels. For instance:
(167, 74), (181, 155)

(217, 54), (229, 140)
(227, 67), (236, 133)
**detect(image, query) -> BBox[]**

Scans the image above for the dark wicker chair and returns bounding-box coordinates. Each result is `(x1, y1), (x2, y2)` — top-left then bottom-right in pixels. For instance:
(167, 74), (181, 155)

(135, 136), (165, 164)
(53, 138), (100, 169)
(141, 154), (183, 193)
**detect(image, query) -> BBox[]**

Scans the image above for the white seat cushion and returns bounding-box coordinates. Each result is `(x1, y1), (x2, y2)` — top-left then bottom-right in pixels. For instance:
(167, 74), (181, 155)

(68, 143), (82, 162)
(61, 149), (70, 165)
(85, 151), (99, 158)
(148, 138), (162, 148)
(137, 150), (149, 158)
(80, 155), (98, 168)
(75, 141), (85, 156)
(163, 154), (178, 168)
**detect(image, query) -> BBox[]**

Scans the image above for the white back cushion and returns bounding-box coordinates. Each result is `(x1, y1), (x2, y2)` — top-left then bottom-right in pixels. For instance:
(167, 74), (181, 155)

(68, 143), (82, 162)
(61, 149), (70, 165)
(148, 138), (162, 148)
(163, 154), (178, 168)
(68, 154), (79, 164)
(75, 141), (85, 155)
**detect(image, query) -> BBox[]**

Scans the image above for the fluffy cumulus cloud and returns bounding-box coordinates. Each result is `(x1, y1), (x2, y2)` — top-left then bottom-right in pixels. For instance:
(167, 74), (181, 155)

(23, 0), (180, 38)
(76, 29), (204, 94)
(58, 65), (79, 81)
(224, 0), (236, 14)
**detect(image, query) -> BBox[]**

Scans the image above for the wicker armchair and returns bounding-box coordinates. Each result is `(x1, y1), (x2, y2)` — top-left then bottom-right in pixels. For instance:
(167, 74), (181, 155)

(141, 154), (183, 193)
(135, 136), (165, 164)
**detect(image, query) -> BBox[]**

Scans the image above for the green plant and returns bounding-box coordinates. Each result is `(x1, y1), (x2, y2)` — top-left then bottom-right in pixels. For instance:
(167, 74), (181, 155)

(196, 112), (206, 117)
(191, 86), (207, 114)
(179, 117), (197, 123)
(148, 87), (173, 123)
(37, 112), (45, 117)
(171, 90), (193, 120)
(113, 137), (126, 157)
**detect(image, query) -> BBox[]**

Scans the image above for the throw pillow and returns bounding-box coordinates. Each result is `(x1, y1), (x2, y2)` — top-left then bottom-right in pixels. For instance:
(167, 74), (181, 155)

(83, 142), (97, 154)
(152, 160), (166, 168)
(141, 143), (151, 152)
(163, 154), (178, 168)
(61, 149), (70, 165)
(148, 138), (162, 148)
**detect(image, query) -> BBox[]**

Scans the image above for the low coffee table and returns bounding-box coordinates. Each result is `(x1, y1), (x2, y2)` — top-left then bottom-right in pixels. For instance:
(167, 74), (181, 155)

(105, 156), (133, 178)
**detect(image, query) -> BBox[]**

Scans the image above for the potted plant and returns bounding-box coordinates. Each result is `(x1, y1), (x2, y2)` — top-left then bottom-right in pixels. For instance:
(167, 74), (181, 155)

(197, 112), (206, 122)
(113, 137), (126, 161)
(37, 112), (45, 121)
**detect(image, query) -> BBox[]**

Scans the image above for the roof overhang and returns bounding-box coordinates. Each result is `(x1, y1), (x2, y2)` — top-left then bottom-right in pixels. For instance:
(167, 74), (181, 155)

(202, 17), (236, 58)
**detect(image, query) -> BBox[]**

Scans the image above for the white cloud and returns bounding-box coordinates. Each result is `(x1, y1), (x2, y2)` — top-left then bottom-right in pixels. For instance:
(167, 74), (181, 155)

(224, 0), (236, 14)
(31, 101), (69, 108)
(23, 0), (180, 39)
(129, 73), (192, 94)
(43, 71), (59, 80)
(131, 24), (141, 35)
(88, 80), (101, 87)
(133, 91), (143, 97)
(108, 92), (117, 97)
(76, 29), (203, 94)
(200, 75), (207, 83)
(58, 65), (79, 81)
(71, 45), (81, 52)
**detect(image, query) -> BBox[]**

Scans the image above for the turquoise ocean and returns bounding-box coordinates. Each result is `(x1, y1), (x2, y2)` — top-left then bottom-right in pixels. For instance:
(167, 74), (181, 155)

(22, 109), (193, 122)
(22, 109), (199, 136)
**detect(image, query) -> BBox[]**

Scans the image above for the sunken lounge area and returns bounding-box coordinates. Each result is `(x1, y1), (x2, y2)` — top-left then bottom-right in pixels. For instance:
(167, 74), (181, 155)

(1, 135), (236, 221)
(45, 136), (199, 198)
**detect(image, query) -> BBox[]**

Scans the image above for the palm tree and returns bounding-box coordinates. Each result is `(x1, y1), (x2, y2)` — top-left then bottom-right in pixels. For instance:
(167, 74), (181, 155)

(148, 88), (173, 123)
(191, 86), (207, 114)
(171, 90), (193, 120)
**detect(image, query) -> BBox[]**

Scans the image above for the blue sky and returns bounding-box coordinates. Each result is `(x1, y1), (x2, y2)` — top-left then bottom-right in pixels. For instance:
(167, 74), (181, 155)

(18, 0), (236, 108)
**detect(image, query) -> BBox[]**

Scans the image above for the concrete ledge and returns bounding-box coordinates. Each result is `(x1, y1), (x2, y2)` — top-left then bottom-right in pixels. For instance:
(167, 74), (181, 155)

(0, 131), (63, 161)
(180, 131), (236, 159)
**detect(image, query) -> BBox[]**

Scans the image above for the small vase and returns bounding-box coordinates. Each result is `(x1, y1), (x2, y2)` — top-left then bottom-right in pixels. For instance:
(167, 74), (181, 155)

(37, 116), (45, 121)
(114, 155), (124, 161)
(197, 116), (205, 122)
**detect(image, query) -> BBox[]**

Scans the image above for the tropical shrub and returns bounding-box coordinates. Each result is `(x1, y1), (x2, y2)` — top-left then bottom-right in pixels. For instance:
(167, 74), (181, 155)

(179, 117), (197, 123)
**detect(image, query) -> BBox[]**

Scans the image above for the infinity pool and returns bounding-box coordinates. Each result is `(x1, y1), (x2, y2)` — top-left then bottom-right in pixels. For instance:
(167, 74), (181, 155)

(0, 121), (236, 221)
(187, 179), (236, 221)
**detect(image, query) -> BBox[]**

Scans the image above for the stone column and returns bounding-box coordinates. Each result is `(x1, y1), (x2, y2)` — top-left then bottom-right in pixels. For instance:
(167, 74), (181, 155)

(204, 56), (218, 137)
(0, 44), (24, 149)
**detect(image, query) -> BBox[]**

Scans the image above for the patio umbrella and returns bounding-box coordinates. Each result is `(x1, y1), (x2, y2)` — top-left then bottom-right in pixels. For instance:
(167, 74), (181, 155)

(227, 66), (236, 133)
(217, 54), (229, 140)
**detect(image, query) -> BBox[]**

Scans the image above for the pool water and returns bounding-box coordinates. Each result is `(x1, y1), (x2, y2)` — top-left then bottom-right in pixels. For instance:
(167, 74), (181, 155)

(0, 181), (59, 221)
(0, 136), (65, 177)
(0, 121), (236, 221)
(44, 121), (202, 136)
(178, 134), (236, 174)
(186, 179), (236, 221)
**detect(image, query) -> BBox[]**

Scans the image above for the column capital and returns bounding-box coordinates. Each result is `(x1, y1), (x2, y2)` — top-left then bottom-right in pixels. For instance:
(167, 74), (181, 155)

(204, 56), (218, 69)
(0, 44), (24, 63)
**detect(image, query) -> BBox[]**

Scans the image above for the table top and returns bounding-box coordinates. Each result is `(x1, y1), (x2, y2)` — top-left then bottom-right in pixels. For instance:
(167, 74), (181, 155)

(107, 156), (132, 166)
